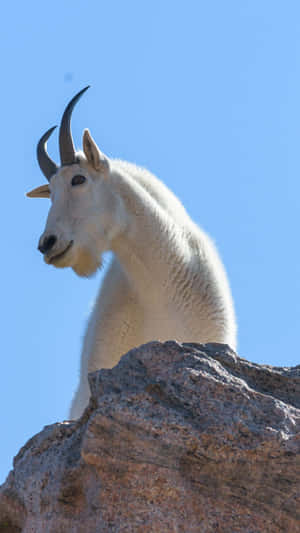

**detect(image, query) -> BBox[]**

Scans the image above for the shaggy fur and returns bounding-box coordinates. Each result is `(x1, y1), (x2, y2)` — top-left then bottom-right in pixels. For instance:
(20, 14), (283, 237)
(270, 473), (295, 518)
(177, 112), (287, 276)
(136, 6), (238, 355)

(30, 128), (237, 419)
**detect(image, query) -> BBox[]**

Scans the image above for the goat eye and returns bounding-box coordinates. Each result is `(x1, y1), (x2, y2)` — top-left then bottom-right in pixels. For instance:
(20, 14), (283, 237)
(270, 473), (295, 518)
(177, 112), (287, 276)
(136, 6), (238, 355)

(71, 175), (86, 186)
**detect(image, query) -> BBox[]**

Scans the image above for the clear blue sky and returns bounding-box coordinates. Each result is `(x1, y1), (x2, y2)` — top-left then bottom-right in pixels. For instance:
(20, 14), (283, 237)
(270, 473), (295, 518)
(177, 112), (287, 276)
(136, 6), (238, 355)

(1, 1), (300, 482)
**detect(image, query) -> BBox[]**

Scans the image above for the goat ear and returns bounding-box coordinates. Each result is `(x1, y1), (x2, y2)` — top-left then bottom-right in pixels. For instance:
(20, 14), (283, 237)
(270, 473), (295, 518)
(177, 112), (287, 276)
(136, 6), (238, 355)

(82, 129), (109, 174)
(26, 184), (51, 198)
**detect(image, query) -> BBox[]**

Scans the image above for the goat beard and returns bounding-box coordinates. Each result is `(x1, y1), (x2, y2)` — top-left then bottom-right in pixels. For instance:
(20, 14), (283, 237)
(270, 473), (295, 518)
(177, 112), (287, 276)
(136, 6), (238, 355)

(72, 246), (101, 277)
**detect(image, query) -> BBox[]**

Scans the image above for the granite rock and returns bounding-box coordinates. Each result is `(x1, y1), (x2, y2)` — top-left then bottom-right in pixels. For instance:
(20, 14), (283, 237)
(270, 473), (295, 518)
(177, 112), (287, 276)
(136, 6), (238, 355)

(1, 341), (300, 532)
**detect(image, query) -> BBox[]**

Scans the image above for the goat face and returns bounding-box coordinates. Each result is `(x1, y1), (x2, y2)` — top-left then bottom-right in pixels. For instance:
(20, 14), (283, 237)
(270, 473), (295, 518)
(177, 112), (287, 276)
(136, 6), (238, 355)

(28, 88), (123, 277)
(41, 163), (117, 277)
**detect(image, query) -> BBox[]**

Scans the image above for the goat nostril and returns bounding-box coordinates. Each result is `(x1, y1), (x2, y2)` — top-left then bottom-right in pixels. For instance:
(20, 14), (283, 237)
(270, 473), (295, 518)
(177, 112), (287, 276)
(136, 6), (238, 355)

(39, 235), (57, 254)
(46, 235), (57, 251)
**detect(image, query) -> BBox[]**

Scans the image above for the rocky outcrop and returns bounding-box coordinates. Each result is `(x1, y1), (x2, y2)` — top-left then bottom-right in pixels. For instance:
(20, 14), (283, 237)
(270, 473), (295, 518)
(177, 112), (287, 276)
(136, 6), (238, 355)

(1, 341), (300, 532)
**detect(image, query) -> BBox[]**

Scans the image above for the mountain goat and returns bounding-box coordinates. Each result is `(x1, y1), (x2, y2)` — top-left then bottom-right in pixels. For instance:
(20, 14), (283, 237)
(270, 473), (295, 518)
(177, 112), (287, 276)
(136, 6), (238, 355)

(27, 87), (237, 419)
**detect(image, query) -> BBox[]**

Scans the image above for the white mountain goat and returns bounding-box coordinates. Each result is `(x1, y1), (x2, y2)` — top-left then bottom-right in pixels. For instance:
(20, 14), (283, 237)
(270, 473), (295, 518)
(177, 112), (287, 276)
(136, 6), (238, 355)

(27, 87), (237, 419)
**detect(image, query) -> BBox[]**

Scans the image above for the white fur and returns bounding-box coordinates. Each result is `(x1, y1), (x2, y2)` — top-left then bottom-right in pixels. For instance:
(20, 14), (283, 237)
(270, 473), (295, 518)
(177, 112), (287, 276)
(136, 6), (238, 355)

(33, 128), (237, 419)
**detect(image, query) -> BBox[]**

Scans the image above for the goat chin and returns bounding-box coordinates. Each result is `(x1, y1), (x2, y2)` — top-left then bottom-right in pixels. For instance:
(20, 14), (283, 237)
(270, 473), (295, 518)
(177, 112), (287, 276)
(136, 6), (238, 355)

(71, 246), (101, 278)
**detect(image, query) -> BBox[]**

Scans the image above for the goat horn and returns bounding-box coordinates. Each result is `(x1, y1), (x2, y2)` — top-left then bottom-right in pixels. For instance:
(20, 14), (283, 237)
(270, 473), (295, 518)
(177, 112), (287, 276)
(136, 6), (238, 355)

(37, 126), (58, 181)
(59, 86), (90, 165)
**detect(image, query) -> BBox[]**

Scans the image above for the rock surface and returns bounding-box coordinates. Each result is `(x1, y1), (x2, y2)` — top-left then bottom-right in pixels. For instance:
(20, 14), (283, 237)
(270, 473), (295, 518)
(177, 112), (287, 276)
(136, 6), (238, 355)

(1, 341), (300, 532)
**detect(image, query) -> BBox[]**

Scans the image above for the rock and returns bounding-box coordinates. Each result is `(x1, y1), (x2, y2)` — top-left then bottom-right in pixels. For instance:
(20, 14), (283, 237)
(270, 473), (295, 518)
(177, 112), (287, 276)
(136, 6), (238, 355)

(0, 341), (300, 532)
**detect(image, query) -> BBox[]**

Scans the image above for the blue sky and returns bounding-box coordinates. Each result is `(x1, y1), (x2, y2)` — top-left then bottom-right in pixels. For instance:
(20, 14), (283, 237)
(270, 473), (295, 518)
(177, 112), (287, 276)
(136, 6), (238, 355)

(1, 1), (300, 482)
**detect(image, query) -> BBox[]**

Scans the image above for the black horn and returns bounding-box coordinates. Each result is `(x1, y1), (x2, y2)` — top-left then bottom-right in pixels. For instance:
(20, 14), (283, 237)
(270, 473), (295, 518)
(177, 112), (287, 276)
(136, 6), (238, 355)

(59, 86), (90, 165)
(37, 126), (58, 181)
